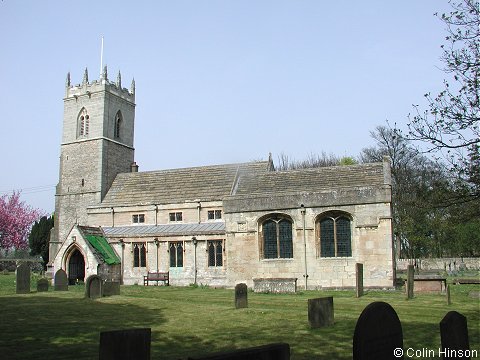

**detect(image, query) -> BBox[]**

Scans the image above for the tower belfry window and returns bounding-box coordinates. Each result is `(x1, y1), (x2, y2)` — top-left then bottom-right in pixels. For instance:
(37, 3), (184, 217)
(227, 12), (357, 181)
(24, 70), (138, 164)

(78, 108), (90, 137)
(114, 111), (122, 139)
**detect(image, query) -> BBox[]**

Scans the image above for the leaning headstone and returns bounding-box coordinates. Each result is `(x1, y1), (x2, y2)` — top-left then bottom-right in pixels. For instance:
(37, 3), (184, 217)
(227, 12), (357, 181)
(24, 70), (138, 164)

(190, 342), (290, 360)
(353, 301), (404, 360)
(99, 328), (151, 360)
(37, 278), (49, 292)
(356, 263), (364, 298)
(54, 269), (68, 291)
(308, 296), (334, 328)
(16, 263), (31, 294)
(406, 264), (414, 299)
(85, 275), (103, 299)
(235, 283), (248, 309)
(440, 311), (470, 360)
(103, 281), (120, 297)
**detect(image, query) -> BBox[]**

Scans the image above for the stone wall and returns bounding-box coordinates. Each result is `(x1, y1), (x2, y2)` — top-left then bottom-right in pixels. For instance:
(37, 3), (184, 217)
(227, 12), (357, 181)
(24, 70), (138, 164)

(397, 258), (480, 271)
(52, 72), (136, 263)
(109, 236), (227, 286)
(224, 192), (394, 290)
(52, 227), (102, 282)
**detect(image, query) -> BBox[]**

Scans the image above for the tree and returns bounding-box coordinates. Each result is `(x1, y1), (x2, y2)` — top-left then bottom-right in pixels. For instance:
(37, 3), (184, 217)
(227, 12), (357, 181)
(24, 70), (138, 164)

(408, 0), (479, 200)
(28, 214), (54, 268)
(360, 125), (452, 259)
(276, 151), (342, 170)
(0, 191), (43, 251)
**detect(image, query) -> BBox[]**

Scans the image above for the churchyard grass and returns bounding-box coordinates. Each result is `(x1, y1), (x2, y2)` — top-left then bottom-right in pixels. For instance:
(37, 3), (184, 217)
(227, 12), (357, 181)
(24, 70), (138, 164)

(0, 273), (478, 359)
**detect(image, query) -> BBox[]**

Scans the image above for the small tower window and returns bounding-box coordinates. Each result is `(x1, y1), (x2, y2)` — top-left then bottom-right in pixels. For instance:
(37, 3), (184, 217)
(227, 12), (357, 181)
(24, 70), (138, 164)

(78, 108), (90, 137)
(114, 111), (122, 139)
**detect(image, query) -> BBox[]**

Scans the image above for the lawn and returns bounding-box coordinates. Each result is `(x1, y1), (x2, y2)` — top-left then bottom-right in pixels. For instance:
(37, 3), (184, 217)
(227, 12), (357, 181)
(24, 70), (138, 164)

(0, 273), (478, 359)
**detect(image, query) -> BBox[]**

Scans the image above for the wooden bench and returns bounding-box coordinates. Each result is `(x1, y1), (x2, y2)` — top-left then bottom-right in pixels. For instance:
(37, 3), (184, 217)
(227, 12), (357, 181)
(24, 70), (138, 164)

(143, 271), (169, 286)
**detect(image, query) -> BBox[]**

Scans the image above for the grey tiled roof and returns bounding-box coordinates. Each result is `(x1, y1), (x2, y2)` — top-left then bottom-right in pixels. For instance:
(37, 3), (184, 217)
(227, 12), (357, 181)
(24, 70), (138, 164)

(103, 222), (225, 237)
(233, 162), (386, 196)
(100, 161), (271, 207)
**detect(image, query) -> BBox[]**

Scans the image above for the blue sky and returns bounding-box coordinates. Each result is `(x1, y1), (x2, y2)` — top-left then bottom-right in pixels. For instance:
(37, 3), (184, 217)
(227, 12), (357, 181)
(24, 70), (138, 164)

(0, 1), (453, 213)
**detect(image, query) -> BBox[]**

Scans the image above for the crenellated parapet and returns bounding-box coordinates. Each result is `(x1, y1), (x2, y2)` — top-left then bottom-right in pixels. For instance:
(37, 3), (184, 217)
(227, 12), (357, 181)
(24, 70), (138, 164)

(65, 66), (135, 102)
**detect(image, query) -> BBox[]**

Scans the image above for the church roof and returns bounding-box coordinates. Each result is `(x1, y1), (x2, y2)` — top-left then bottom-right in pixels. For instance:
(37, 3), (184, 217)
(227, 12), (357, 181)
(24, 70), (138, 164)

(232, 162), (387, 197)
(100, 161), (271, 207)
(103, 222), (225, 237)
(77, 226), (121, 265)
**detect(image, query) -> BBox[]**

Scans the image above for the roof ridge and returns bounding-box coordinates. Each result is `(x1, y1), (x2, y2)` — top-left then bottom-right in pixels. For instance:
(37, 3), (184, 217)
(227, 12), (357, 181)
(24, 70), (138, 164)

(270, 162), (383, 174)
(117, 160), (270, 176)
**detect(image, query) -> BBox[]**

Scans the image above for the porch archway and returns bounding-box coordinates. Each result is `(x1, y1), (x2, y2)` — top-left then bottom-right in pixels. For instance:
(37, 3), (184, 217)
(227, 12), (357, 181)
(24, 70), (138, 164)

(68, 248), (85, 285)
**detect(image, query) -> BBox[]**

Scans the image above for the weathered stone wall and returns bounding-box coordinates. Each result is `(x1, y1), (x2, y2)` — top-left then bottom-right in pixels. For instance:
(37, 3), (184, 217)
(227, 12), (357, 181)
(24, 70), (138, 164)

(52, 227), (101, 282)
(88, 201), (224, 227)
(51, 73), (136, 262)
(397, 258), (480, 271)
(224, 188), (394, 290)
(110, 236), (227, 286)
(98, 264), (121, 282)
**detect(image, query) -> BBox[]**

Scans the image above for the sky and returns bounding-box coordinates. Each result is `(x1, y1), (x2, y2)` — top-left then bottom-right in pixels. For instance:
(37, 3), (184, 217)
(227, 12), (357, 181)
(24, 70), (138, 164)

(0, 1), (454, 214)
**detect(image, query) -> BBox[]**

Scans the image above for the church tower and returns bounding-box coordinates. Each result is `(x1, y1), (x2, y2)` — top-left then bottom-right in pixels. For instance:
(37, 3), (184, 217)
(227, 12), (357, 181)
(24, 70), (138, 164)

(49, 67), (136, 261)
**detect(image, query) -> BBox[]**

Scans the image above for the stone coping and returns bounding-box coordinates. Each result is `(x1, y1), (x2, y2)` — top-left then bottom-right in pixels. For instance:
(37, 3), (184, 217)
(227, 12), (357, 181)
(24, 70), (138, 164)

(253, 278), (298, 281)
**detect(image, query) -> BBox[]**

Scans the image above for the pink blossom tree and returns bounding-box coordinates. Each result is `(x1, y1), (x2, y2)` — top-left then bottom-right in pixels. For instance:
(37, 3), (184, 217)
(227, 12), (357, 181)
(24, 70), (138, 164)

(0, 191), (44, 251)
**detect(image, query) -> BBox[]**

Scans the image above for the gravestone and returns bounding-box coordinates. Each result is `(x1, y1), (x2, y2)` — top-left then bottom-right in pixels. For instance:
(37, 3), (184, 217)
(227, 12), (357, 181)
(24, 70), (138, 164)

(406, 265), (414, 299)
(353, 301), (403, 360)
(235, 283), (248, 309)
(308, 296), (334, 328)
(54, 269), (68, 291)
(440, 311), (470, 360)
(103, 281), (120, 297)
(99, 328), (151, 360)
(37, 278), (49, 292)
(190, 342), (290, 360)
(356, 263), (364, 298)
(16, 263), (31, 294)
(85, 275), (103, 299)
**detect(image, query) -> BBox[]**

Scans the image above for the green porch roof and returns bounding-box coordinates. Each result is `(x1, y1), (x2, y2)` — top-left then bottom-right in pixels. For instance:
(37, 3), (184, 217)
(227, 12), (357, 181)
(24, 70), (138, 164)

(85, 235), (121, 265)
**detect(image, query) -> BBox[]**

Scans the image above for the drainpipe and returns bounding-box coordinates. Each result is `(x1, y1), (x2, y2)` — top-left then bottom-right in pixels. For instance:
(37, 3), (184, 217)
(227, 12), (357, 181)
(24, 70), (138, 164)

(111, 207), (115, 227)
(155, 205), (158, 226)
(197, 201), (201, 224)
(301, 204), (308, 290)
(192, 236), (198, 285)
(154, 238), (159, 272)
(119, 239), (125, 285)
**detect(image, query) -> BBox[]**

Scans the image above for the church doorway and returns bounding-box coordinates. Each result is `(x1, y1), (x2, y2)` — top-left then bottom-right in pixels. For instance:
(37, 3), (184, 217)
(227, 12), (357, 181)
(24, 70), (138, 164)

(68, 249), (85, 285)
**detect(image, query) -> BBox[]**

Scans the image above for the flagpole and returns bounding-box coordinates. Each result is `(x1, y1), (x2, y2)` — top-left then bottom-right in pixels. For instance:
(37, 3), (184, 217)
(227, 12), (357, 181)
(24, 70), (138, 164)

(100, 36), (104, 77)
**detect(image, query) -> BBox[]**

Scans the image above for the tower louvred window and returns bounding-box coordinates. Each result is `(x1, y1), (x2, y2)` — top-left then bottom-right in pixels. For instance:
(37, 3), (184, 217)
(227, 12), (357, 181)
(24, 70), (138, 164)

(78, 108), (90, 137)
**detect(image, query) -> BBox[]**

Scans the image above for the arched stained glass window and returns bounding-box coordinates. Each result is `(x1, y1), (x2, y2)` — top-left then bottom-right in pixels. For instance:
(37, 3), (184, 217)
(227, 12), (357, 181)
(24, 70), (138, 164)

(133, 243), (146, 267)
(169, 242), (183, 267)
(208, 240), (223, 267)
(319, 213), (352, 257)
(261, 216), (293, 259)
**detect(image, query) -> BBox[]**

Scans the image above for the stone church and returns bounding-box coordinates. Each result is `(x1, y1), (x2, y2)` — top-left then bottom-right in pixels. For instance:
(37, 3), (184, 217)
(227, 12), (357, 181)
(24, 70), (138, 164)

(48, 68), (395, 290)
